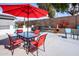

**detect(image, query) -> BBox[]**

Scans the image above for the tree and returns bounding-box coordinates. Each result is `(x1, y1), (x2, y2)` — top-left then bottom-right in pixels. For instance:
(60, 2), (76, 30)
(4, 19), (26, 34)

(68, 3), (78, 15)
(37, 3), (69, 17)
(52, 3), (69, 13)
(68, 3), (79, 28)
(37, 3), (55, 18)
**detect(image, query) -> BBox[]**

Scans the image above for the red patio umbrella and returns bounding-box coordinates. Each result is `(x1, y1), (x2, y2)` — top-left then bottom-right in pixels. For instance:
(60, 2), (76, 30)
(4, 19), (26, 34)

(0, 4), (48, 18)
(0, 4), (48, 35)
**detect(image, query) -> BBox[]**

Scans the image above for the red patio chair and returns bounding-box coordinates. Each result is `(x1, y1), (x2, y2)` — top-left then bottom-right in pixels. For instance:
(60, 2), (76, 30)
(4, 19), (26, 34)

(34, 29), (40, 35)
(27, 34), (47, 56)
(16, 29), (23, 33)
(5, 34), (23, 55)
(16, 29), (23, 38)
(31, 29), (40, 41)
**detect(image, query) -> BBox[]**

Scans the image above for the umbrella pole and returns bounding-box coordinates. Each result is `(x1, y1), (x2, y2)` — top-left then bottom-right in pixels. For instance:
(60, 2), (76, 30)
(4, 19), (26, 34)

(27, 18), (29, 38)
(27, 7), (30, 54)
(27, 19), (29, 37)
(27, 6), (30, 38)
(24, 17), (26, 27)
(24, 17), (27, 47)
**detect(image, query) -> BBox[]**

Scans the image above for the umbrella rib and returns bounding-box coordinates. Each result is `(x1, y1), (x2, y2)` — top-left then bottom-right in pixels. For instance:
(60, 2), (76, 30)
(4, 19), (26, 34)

(15, 10), (25, 17)
(24, 6), (40, 18)
(22, 6), (31, 15)
(31, 7), (48, 17)
(23, 9), (38, 18)
(31, 8), (41, 18)
(4, 6), (27, 17)
(2, 6), (25, 12)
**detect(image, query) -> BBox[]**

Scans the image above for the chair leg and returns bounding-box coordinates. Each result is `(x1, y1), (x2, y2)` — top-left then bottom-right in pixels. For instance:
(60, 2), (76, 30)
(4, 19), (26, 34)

(43, 43), (45, 52)
(73, 34), (75, 39)
(24, 40), (30, 55)
(25, 48), (29, 55)
(37, 48), (38, 56)
(23, 42), (29, 55)
(77, 35), (78, 40)
(71, 34), (72, 38)
(10, 46), (14, 55)
(12, 49), (14, 55)
(65, 33), (67, 38)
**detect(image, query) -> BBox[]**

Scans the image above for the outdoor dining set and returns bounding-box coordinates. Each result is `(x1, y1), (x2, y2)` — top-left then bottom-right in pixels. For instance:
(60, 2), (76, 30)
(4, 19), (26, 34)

(64, 28), (79, 40)
(4, 29), (47, 56)
(0, 4), (49, 56)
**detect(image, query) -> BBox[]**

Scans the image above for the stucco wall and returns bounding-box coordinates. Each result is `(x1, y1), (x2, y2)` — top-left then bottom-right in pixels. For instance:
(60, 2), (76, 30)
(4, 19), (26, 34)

(0, 19), (14, 29)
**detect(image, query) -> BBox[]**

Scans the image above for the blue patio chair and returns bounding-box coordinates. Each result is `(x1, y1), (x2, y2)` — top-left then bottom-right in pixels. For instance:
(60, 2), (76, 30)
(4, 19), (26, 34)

(64, 28), (72, 38)
(77, 25), (79, 29)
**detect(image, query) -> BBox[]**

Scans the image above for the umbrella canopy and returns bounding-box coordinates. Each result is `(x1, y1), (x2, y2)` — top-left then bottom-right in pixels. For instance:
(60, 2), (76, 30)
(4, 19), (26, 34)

(14, 16), (48, 22)
(0, 4), (48, 18)
(0, 13), (15, 20)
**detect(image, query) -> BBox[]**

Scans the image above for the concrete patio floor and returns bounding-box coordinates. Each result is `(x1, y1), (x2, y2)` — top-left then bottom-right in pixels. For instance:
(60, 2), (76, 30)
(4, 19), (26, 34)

(0, 32), (79, 56)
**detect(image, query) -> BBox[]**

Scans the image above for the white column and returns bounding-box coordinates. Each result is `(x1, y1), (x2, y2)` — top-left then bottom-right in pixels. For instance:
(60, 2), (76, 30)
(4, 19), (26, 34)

(23, 25), (26, 32)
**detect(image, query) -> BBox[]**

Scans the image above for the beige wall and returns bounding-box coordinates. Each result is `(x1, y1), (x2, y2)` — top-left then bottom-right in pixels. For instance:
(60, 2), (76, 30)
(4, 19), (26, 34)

(17, 15), (79, 29)
(50, 16), (75, 28)
(51, 16), (79, 28)
(40, 15), (79, 28)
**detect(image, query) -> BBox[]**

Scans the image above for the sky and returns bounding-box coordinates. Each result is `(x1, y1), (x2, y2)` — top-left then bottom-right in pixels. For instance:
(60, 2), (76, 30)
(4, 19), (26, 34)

(0, 3), (71, 18)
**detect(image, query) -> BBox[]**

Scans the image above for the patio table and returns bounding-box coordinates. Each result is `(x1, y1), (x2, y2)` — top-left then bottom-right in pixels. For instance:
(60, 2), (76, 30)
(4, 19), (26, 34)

(17, 32), (37, 54)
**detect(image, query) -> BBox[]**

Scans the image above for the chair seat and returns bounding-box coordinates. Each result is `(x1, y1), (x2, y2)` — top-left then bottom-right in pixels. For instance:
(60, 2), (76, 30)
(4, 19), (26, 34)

(31, 41), (38, 45)
(16, 29), (23, 33)
(11, 39), (23, 46)
(34, 30), (40, 35)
